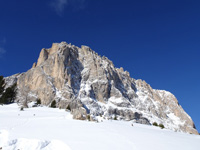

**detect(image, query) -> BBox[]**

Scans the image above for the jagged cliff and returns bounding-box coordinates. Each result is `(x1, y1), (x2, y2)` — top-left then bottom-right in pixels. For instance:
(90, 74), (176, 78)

(2, 42), (198, 134)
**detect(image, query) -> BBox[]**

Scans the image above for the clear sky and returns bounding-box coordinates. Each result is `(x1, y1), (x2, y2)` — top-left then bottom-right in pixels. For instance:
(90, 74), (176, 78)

(0, 0), (199, 132)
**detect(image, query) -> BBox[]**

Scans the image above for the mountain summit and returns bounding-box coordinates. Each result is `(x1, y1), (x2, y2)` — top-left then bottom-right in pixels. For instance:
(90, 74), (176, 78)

(2, 42), (198, 134)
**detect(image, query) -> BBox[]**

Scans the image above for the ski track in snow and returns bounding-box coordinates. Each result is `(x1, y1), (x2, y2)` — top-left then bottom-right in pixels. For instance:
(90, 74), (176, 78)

(0, 104), (200, 150)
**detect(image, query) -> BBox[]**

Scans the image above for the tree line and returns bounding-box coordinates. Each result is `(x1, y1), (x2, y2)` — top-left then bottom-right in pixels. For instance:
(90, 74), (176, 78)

(0, 76), (17, 104)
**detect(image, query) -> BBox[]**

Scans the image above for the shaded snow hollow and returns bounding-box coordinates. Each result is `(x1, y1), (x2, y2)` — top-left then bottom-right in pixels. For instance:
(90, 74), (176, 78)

(0, 104), (199, 150)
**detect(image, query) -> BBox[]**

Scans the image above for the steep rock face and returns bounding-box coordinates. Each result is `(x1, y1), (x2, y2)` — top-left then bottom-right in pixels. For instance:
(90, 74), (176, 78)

(135, 80), (198, 134)
(6, 42), (197, 134)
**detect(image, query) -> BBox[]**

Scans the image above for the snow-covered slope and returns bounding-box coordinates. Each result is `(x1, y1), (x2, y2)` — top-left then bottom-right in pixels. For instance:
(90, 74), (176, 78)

(0, 104), (199, 150)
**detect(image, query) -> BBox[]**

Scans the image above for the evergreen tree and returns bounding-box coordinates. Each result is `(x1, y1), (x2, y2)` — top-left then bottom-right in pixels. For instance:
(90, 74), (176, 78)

(0, 83), (17, 104)
(0, 76), (5, 95)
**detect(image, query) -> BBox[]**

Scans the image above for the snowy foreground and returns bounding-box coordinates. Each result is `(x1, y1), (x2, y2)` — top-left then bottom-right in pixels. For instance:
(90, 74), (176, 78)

(0, 104), (199, 150)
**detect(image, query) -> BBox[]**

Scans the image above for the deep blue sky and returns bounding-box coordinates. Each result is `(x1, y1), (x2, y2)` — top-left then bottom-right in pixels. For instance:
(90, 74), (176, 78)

(0, 0), (199, 132)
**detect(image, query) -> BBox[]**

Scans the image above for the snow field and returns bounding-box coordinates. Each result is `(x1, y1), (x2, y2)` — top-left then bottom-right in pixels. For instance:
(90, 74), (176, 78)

(0, 104), (199, 150)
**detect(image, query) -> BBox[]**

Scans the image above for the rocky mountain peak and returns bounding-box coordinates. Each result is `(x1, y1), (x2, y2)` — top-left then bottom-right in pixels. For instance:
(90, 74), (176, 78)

(2, 42), (198, 135)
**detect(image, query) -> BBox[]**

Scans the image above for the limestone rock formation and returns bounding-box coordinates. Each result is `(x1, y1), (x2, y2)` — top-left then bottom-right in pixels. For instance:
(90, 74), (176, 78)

(1, 42), (198, 134)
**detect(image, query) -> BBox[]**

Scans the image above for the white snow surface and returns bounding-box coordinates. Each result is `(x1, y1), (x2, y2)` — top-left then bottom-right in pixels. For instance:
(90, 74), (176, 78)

(0, 104), (199, 150)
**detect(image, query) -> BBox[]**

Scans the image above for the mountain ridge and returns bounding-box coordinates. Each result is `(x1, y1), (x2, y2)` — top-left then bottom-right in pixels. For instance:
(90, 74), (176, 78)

(1, 42), (198, 135)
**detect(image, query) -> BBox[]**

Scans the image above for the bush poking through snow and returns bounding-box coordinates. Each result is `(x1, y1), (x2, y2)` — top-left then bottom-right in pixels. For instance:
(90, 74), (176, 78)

(114, 115), (117, 120)
(87, 115), (91, 121)
(153, 122), (158, 126)
(50, 100), (56, 108)
(36, 98), (41, 105)
(20, 107), (24, 111)
(66, 105), (71, 111)
(159, 124), (165, 129)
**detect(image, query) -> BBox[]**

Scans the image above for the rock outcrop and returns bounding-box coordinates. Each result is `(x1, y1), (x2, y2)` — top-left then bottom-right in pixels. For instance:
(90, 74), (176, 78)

(2, 42), (198, 134)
